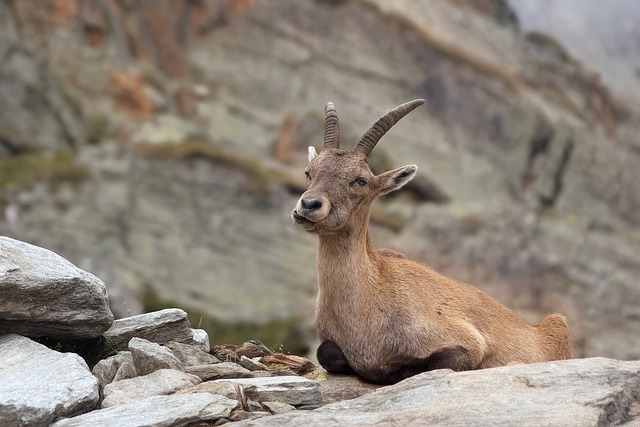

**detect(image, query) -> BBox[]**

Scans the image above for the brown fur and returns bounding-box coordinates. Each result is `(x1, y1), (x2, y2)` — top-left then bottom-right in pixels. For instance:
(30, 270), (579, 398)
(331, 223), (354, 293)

(292, 101), (573, 385)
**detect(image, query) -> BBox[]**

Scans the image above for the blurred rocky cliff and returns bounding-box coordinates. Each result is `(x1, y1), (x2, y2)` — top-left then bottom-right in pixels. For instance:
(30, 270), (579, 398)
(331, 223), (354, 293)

(1, 0), (639, 358)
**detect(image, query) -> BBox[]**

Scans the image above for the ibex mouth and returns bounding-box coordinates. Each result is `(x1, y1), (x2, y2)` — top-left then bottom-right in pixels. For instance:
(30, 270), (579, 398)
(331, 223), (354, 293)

(292, 210), (317, 230)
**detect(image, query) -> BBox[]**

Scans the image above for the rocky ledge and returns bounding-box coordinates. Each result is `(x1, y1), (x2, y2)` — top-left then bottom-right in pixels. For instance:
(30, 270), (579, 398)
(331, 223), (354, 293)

(1, 236), (639, 426)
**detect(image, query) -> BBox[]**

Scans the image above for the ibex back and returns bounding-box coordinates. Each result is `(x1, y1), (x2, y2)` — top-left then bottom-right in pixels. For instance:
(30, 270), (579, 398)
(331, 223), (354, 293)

(292, 99), (573, 385)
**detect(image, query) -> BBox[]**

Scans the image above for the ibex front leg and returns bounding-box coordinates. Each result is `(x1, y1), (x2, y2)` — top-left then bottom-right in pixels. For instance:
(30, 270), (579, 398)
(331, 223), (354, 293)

(317, 340), (357, 375)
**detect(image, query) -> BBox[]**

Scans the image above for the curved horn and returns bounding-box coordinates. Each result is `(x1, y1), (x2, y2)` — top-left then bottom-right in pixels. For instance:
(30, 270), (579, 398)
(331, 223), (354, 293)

(323, 102), (340, 149)
(354, 99), (425, 156)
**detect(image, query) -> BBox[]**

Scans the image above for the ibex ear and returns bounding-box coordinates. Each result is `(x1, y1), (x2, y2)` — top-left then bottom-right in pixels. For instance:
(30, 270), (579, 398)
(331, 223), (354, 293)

(308, 146), (318, 162)
(377, 164), (417, 195)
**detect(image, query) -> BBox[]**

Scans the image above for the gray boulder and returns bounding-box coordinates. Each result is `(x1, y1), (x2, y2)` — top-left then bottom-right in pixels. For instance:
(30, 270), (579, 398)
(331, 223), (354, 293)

(0, 334), (99, 426)
(128, 337), (183, 376)
(235, 358), (640, 426)
(102, 309), (208, 351)
(52, 393), (239, 427)
(101, 368), (201, 409)
(0, 236), (113, 338)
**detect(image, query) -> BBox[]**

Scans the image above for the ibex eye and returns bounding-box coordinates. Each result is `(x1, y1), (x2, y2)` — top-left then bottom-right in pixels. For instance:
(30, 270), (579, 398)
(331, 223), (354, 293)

(354, 177), (368, 186)
(304, 171), (311, 180)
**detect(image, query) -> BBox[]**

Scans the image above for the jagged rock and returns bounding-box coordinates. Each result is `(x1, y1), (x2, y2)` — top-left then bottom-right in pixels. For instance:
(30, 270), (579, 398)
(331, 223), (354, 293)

(211, 376), (322, 408)
(52, 393), (239, 427)
(164, 340), (220, 367)
(128, 337), (183, 376)
(0, 334), (99, 426)
(91, 351), (137, 391)
(102, 309), (208, 351)
(101, 368), (201, 409)
(0, 237), (113, 338)
(234, 358), (640, 426)
(185, 362), (254, 381)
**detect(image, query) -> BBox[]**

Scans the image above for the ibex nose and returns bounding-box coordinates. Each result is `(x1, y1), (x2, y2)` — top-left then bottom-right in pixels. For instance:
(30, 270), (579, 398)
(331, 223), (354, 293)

(301, 197), (323, 211)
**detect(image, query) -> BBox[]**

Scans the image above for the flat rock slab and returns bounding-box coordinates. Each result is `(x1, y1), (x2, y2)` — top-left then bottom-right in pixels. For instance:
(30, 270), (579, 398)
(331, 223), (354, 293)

(52, 393), (239, 427)
(103, 309), (208, 351)
(234, 358), (640, 426)
(0, 236), (113, 338)
(0, 334), (99, 426)
(212, 376), (322, 408)
(101, 368), (201, 408)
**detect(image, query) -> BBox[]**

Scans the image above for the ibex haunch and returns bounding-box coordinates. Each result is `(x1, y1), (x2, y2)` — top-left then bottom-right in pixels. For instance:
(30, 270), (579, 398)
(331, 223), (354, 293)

(292, 99), (573, 385)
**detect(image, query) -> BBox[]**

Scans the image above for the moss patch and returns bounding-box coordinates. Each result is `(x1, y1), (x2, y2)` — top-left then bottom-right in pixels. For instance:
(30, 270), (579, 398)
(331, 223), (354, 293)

(135, 140), (305, 193)
(0, 150), (90, 193)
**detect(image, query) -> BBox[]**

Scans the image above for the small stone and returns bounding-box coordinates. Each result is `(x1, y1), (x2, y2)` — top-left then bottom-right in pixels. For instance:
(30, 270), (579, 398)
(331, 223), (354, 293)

(212, 340), (273, 360)
(113, 361), (137, 382)
(262, 353), (316, 375)
(228, 410), (271, 423)
(239, 355), (268, 371)
(213, 348), (240, 363)
(236, 340), (273, 358)
(185, 362), (253, 381)
(92, 351), (137, 390)
(164, 340), (220, 367)
(190, 328), (211, 352)
(129, 337), (184, 376)
(262, 401), (297, 414)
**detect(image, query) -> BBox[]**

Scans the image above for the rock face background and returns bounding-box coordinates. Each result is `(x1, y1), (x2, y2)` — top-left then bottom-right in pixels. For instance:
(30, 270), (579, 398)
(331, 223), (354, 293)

(1, 0), (639, 358)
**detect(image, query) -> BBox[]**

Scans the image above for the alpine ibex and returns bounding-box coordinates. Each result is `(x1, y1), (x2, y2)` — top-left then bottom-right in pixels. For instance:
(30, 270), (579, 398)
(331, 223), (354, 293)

(292, 99), (573, 385)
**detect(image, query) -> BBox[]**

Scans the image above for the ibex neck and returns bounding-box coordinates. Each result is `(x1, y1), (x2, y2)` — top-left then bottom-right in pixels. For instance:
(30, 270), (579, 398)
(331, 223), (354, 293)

(316, 226), (378, 292)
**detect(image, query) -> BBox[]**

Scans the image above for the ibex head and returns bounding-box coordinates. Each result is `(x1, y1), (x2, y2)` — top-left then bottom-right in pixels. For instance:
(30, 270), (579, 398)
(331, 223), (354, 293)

(292, 99), (425, 233)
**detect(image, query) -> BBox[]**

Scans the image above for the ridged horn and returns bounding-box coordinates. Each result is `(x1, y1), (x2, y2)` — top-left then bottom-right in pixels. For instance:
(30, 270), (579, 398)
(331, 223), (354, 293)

(323, 102), (340, 149)
(354, 99), (425, 156)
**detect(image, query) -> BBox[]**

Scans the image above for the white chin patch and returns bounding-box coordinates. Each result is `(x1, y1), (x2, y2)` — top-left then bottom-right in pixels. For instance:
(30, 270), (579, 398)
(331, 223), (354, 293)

(308, 146), (318, 162)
